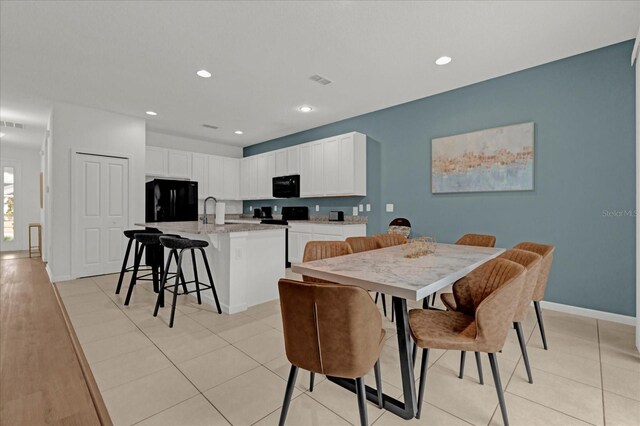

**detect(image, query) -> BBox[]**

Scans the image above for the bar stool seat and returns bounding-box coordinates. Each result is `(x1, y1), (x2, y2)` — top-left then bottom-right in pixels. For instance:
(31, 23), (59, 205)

(115, 228), (161, 295)
(154, 236), (221, 327)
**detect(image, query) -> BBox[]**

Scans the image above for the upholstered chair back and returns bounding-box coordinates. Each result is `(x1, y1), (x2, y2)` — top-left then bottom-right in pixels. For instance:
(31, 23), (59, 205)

(388, 218), (411, 237)
(302, 241), (353, 283)
(513, 242), (555, 301)
(278, 279), (384, 378)
(374, 233), (408, 248)
(498, 249), (542, 322)
(345, 236), (379, 254)
(455, 233), (497, 247)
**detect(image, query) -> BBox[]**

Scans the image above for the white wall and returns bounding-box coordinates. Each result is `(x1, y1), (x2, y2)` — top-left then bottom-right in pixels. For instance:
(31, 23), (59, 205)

(147, 131), (242, 158)
(0, 144), (42, 251)
(49, 102), (146, 281)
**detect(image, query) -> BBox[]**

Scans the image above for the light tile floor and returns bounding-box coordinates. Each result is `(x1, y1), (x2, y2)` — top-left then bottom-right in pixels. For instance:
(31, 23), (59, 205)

(56, 271), (640, 426)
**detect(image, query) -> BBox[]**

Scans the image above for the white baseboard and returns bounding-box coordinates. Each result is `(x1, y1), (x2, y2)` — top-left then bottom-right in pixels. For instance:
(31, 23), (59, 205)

(45, 265), (71, 284)
(540, 301), (636, 326)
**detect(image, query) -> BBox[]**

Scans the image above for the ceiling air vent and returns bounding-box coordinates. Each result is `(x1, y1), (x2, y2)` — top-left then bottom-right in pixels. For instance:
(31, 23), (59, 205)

(202, 124), (219, 130)
(0, 120), (24, 129)
(309, 74), (332, 86)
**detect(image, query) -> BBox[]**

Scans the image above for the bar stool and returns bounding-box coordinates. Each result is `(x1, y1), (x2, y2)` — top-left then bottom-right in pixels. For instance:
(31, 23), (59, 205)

(154, 236), (222, 328)
(115, 228), (160, 295)
(123, 233), (186, 306)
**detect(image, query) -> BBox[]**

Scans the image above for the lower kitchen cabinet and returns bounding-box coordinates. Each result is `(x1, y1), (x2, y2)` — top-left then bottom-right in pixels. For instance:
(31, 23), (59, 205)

(288, 222), (367, 264)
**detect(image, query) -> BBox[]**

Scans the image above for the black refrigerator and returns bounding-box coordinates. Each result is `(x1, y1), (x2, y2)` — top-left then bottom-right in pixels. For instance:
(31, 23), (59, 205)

(145, 179), (198, 222)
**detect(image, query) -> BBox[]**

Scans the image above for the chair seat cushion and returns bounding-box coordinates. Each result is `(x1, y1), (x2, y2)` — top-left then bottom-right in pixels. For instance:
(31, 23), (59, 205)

(159, 236), (209, 250)
(440, 293), (457, 311)
(124, 228), (160, 239)
(409, 310), (477, 351)
(134, 233), (164, 244)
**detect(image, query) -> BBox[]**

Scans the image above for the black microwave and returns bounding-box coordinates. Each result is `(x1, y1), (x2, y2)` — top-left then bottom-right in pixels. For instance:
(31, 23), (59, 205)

(273, 174), (300, 198)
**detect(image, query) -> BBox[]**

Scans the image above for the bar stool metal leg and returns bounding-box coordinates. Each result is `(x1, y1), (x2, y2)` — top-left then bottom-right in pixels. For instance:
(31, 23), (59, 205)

(116, 238), (134, 294)
(169, 250), (185, 328)
(416, 348), (430, 419)
(458, 351), (466, 379)
(124, 242), (144, 306)
(154, 249), (174, 316)
(199, 248), (222, 314)
(475, 351), (484, 385)
(191, 249), (202, 304)
(309, 372), (315, 392)
(374, 359), (383, 409)
(278, 365), (298, 426)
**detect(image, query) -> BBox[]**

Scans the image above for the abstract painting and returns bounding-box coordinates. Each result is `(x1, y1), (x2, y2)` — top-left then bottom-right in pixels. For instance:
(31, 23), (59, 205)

(432, 122), (534, 193)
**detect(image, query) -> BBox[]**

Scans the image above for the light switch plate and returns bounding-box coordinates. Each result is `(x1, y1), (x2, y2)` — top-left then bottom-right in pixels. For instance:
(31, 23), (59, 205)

(366, 204), (371, 212)
(352, 207), (359, 216)
(386, 203), (394, 212)
(315, 205), (320, 212)
(358, 204), (364, 212)
(273, 205), (278, 212)
(249, 205), (253, 211)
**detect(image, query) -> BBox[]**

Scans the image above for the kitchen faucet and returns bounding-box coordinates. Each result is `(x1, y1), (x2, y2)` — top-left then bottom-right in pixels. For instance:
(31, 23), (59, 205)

(203, 196), (217, 224)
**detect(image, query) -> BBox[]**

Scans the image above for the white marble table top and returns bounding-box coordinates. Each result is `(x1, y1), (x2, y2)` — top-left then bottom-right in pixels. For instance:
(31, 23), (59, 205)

(291, 243), (505, 301)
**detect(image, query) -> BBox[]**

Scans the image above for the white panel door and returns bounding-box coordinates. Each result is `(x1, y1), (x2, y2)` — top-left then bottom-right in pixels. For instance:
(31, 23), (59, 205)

(223, 158), (240, 199)
(208, 155), (224, 198)
(191, 153), (209, 199)
(275, 150), (287, 177)
(73, 153), (128, 278)
(168, 150), (191, 179)
(145, 146), (168, 176)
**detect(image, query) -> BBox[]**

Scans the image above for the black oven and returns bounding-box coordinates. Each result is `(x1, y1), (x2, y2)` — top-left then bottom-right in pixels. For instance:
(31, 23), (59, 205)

(272, 174), (300, 198)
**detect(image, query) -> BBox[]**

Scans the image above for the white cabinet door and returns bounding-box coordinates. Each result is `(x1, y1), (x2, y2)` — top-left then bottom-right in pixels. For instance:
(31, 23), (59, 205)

(240, 158), (250, 199)
(287, 146), (300, 174)
(338, 134), (355, 194)
(311, 141), (324, 196)
(323, 137), (340, 195)
(208, 155), (224, 198)
(168, 150), (191, 179)
(145, 147), (168, 176)
(223, 158), (240, 199)
(257, 153), (275, 199)
(275, 150), (287, 177)
(191, 153), (209, 199)
(288, 232), (300, 264)
(248, 156), (258, 199)
(299, 144), (313, 197)
(265, 153), (275, 198)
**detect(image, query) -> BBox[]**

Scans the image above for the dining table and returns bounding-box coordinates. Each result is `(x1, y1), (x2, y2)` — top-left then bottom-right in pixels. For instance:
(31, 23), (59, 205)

(291, 242), (505, 420)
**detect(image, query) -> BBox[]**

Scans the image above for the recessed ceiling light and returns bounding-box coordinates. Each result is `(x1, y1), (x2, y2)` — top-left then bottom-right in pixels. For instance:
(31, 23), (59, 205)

(299, 106), (313, 113)
(234, 130), (243, 135)
(196, 69), (212, 78)
(435, 56), (452, 66)
(0, 133), (4, 138)
(146, 111), (157, 116)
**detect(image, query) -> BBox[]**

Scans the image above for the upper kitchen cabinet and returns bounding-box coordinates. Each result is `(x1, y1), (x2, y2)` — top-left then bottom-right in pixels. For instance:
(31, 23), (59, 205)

(257, 152), (275, 199)
(145, 146), (169, 176)
(191, 153), (209, 198)
(223, 158), (240, 200)
(275, 149), (288, 177)
(274, 145), (299, 177)
(167, 149), (191, 179)
(323, 132), (364, 196)
(207, 155), (224, 198)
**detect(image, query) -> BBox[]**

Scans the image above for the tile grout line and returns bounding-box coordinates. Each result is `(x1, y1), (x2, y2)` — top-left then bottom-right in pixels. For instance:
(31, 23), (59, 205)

(503, 390), (600, 426)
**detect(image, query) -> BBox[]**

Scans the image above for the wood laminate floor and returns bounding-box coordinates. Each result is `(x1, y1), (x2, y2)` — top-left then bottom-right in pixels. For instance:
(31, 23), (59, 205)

(0, 255), (105, 425)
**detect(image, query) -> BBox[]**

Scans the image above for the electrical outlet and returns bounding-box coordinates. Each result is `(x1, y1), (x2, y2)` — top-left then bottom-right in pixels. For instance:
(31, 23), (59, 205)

(352, 206), (359, 216)
(358, 204), (364, 212)
(249, 205), (253, 211)
(273, 205), (278, 212)
(315, 205), (320, 212)
(366, 204), (371, 212)
(386, 203), (394, 213)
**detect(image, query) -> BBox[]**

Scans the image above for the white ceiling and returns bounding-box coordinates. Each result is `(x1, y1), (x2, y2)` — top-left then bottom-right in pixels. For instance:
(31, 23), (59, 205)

(1, 1), (639, 148)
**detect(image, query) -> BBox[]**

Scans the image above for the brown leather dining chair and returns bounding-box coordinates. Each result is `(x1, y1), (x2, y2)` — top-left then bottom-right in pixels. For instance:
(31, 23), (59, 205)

(513, 242), (555, 350)
(278, 279), (385, 426)
(428, 232), (497, 307)
(441, 248), (542, 385)
(302, 241), (353, 283)
(410, 258), (526, 426)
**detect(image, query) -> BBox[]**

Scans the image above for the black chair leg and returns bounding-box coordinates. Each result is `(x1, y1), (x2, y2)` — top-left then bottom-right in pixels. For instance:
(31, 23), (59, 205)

(416, 348), (430, 419)
(488, 353), (509, 426)
(154, 249), (174, 316)
(474, 351), (484, 385)
(458, 351), (466, 379)
(374, 292), (379, 304)
(534, 301), (548, 350)
(191, 249), (202, 304)
(374, 359), (383, 409)
(115, 238), (133, 294)
(381, 294), (387, 317)
(169, 250), (184, 328)
(391, 304), (394, 323)
(412, 342), (417, 367)
(278, 365), (298, 426)
(151, 265), (159, 293)
(514, 322), (533, 383)
(355, 377), (368, 426)
(124, 243), (144, 306)
(309, 372), (315, 392)
(200, 248), (222, 314)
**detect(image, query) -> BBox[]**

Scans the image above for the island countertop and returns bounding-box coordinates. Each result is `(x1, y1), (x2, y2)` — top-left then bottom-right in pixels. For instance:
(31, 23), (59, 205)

(134, 221), (288, 235)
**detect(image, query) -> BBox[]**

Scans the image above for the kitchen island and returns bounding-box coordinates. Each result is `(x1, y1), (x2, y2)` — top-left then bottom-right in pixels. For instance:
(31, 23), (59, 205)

(135, 221), (287, 313)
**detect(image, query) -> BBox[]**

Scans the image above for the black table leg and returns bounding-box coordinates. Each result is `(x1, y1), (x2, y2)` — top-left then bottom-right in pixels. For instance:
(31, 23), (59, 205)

(327, 296), (417, 420)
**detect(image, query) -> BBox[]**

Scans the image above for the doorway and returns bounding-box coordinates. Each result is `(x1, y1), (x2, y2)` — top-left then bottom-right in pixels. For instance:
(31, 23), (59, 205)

(1, 159), (20, 252)
(72, 152), (129, 278)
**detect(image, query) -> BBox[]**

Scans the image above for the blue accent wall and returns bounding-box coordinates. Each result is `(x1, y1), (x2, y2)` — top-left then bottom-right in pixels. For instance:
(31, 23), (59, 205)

(244, 40), (636, 316)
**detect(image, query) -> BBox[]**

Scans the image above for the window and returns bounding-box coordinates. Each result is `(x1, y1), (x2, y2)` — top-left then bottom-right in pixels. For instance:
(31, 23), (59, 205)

(3, 166), (14, 242)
